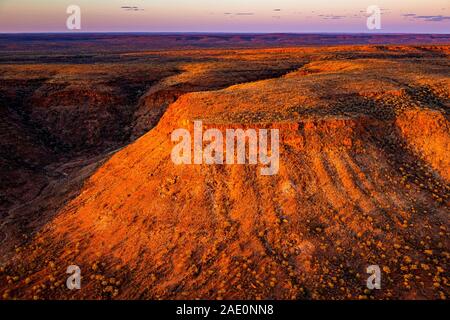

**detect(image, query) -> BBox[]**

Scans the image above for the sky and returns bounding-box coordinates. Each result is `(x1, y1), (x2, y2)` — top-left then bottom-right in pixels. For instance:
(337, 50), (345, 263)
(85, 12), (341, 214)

(0, 0), (449, 33)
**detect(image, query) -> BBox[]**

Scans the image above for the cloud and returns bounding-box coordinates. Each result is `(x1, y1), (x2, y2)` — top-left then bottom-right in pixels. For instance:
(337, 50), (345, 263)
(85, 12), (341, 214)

(223, 12), (255, 17)
(120, 6), (144, 11)
(417, 15), (450, 22)
(273, 9), (281, 12)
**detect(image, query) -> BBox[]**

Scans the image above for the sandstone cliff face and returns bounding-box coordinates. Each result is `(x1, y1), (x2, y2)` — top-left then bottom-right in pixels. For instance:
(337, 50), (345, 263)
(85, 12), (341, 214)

(0, 45), (448, 300)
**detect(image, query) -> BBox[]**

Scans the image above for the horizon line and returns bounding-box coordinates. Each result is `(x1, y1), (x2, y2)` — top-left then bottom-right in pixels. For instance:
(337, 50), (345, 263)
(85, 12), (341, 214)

(1, 31), (449, 35)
